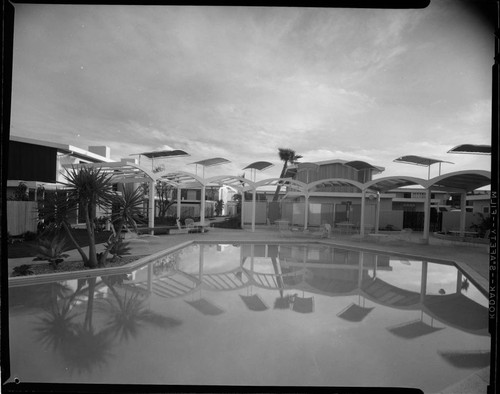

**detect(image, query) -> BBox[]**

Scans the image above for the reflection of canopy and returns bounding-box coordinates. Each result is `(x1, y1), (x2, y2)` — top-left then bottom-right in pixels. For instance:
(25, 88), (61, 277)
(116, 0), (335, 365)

(292, 295), (314, 313)
(185, 298), (225, 315)
(387, 319), (444, 339)
(202, 268), (249, 291)
(361, 278), (421, 309)
(240, 294), (269, 311)
(423, 294), (489, 336)
(337, 303), (374, 322)
(447, 144), (491, 155)
(438, 350), (490, 368)
(243, 161), (274, 171)
(394, 155), (454, 167)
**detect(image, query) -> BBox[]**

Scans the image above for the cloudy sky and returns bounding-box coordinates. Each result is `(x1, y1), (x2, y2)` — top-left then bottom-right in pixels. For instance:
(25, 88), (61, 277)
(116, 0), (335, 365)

(9, 1), (494, 181)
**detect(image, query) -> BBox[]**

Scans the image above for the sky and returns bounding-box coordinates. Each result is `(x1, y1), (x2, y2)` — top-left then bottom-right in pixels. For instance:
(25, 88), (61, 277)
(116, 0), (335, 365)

(9, 0), (495, 182)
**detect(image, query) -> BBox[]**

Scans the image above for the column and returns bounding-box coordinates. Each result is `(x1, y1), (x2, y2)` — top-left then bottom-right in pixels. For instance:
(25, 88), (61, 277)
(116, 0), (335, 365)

(422, 189), (431, 243)
(459, 192), (467, 237)
(200, 185), (206, 226)
(241, 189), (245, 229)
(251, 188), (256, 232)
(149, 180), (155, 235)
(360, 190), (366, 237)
(304, 194), (309, 230)
(375, 192), (381, 234)
(176, 187), (182, 220)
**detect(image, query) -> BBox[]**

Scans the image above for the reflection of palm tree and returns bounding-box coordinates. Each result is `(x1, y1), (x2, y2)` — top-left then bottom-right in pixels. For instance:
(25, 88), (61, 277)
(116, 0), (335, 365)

(36, 299), (78, 350)
(36, 277), (114, 374)
(461, 279), (470, 292)
(101, 274), (182, 342)
(103, 287), (182, 342)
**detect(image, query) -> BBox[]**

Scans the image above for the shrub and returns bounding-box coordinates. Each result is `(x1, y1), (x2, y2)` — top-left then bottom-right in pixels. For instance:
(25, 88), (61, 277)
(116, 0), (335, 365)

(12, 264), (34, 277)
(211, 216), (241, 229)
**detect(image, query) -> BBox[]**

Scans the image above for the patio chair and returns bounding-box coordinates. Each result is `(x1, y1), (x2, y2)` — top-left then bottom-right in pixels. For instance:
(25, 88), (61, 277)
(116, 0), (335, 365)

(185, 218), (195, 229)
(277, 220), (294, 237)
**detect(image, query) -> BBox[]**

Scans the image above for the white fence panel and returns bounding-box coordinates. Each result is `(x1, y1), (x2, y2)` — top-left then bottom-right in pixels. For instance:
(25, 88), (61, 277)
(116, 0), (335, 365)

(7, 201), (38, 236)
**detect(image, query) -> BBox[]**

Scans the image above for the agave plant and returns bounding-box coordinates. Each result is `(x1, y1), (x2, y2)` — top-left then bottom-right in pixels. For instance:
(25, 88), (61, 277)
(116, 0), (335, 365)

(103, 238), (131, 263)
(33, 233), (70, 270)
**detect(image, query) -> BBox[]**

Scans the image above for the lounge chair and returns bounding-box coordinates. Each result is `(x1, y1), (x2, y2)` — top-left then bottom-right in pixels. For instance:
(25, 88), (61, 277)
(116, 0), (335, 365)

(170, 219), (190, 234)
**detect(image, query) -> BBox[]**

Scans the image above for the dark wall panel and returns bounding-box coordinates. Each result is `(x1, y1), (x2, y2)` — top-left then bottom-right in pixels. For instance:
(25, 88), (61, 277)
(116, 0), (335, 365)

(8, 141), (58, 182)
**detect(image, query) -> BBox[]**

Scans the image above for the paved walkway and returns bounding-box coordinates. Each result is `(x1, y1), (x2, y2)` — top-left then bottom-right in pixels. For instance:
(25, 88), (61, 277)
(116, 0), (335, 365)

(7, 226), (492, 394)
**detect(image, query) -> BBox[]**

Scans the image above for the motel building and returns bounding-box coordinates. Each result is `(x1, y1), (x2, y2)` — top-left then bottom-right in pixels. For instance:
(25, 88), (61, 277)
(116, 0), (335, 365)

(7, 135), (491, 243)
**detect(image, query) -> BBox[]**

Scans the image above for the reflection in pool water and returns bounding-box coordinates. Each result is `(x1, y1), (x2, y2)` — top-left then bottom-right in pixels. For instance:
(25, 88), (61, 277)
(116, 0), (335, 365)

(8, 243), (490, 391)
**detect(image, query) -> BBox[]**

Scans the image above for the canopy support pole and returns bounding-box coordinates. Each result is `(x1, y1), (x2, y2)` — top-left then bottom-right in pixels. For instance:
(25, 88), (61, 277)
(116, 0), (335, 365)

(148, 180), (155, 235)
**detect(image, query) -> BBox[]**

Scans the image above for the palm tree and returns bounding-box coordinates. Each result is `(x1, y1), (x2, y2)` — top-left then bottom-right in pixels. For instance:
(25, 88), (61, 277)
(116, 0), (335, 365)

(110, 185), (145, 237)
(272, 148), (302, 202)
(63, 166), (115, 268)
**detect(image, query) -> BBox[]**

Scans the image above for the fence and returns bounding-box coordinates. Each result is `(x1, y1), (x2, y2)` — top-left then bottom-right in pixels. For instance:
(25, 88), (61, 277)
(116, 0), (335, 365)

(7, 201), (38, 236)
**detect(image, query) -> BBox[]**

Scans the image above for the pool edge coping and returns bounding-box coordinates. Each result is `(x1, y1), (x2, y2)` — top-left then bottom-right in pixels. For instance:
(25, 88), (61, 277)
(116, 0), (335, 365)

(8, 238), (489, 297)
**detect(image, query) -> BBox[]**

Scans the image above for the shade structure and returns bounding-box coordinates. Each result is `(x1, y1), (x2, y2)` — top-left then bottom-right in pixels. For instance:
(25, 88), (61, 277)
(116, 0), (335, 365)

(190, 157), (231, 167)
(243, 161), (274, 171)
(387, 319), (444, 339)
(447, 144), (491, 155)
(185, 298), (225, 316)
(337, 303), (374, 322)
(394, 155), (454, 167)
(132, 145), (189, 159)
(438, 350), (490, 368)
(240, 294), (269, 311)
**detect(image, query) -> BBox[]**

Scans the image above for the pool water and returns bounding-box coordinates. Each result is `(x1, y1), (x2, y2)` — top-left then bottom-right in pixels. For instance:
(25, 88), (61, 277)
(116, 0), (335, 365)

(7, 242), (490, 391)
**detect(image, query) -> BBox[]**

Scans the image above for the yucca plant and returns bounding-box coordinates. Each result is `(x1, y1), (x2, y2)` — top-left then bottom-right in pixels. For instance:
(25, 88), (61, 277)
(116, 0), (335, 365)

(63, 166), (116, 268)
(111, 185), (146, 237)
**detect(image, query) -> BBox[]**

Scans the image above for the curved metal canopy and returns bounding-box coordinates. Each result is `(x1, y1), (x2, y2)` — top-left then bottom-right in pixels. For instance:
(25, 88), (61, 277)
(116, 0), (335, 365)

(394, 155), (454, 167)
(364, 176), (428, 193)
(242, 161), (274, 171)
(131, 145), (189, 159)
(190, 157), (231, 167)
(427, 170), (491, 192)
(447, 144), (491, 155)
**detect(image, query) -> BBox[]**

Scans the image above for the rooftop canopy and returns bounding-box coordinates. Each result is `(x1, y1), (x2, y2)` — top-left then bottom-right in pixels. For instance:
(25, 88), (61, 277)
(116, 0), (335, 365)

(393, 155), (454, 167)
(62, 161), (157, 184)
(190, 157), (231, 167)
(242, 161), (274, 171)
(131, 145), (189, 159)
(447, 144), (491, 155)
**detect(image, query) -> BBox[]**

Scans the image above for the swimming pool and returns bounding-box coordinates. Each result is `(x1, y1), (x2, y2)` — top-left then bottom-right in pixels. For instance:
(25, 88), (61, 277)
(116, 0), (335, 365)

(7, 242), (490, 391)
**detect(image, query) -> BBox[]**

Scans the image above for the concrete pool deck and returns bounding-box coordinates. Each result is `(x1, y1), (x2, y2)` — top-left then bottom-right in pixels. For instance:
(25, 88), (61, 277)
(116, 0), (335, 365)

(7, 226), (493, 393)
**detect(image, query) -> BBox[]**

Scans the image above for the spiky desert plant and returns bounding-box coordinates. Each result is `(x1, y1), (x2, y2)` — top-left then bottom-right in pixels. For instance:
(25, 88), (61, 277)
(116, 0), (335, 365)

(63, 166), (115, 268)
(33, 233), (70, 270)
